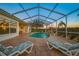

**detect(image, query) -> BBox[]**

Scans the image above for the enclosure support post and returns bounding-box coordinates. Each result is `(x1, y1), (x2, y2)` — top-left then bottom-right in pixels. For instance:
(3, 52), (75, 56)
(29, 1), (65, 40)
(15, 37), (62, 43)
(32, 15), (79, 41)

(9, 21), (10, 35)
(65, 16), (68, 40)
(17, 22), (19, 34)
(29, 26), (31, 33)
(56, 21), (58, 36)
(45, 25), (46, 33)
(51, 24), (52, 34)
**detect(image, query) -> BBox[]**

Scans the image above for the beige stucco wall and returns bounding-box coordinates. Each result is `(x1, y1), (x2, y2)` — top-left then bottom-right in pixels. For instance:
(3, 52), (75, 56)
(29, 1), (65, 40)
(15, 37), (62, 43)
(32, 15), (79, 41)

(19, 24), (29, 34)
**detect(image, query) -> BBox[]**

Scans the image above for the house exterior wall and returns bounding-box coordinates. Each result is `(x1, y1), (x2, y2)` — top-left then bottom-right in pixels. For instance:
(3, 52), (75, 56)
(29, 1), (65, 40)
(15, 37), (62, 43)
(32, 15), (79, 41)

(0, 14), (19, 41)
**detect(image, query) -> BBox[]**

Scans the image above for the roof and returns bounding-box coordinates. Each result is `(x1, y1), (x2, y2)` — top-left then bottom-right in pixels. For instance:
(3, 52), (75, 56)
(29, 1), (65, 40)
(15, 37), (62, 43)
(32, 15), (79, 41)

(0, 8), (27, 25)
(0, 3), (79, 26)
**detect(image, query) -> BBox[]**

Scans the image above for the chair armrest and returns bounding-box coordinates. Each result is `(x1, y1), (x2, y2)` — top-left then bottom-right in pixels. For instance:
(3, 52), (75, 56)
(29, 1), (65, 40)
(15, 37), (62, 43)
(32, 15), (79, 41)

(64, 43), (72, 46)
(6, 46), (13, 49)
(9, 51), (19, 56)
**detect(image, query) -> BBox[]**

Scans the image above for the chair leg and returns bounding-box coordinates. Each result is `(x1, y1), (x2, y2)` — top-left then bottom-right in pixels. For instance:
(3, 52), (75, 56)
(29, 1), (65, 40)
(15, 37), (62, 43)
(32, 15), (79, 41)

(47, 42), (53, 50)
(26, 44), (33, 54)
(16, 53), (19, 56)
(74, 51), (79, 56)
(67, 51), (73, 56)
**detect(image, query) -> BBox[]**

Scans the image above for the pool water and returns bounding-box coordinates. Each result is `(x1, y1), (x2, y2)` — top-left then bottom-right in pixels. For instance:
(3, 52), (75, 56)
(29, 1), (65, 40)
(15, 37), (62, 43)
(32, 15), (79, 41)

(30, 32), (49, 38)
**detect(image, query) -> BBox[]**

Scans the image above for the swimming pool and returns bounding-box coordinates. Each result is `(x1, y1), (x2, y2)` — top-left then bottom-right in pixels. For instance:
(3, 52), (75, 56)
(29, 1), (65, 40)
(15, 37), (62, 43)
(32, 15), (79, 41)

(30, 32), (49, 38)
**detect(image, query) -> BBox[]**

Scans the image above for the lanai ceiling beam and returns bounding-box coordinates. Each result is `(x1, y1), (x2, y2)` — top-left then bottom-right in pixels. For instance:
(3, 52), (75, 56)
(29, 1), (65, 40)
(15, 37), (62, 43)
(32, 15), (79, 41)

(39, 15), (56, 21)
(40, 6), (66, 16)
(25, 15), (53, 23)
(23, 15), (38, 20)
(38, 3), (40, 20)
(23, 14), (56, 21)
(46, 3), (59, 20)
(18, 3), (32, 20)
(12, 5), (65, 16)
(54, 8), (79, 23)
(12, 7), (38, 15)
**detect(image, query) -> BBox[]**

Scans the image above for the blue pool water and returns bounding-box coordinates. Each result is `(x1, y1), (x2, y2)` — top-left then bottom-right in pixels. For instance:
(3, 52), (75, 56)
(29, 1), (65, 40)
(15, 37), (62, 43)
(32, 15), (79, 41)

(30, 32), (49, 38)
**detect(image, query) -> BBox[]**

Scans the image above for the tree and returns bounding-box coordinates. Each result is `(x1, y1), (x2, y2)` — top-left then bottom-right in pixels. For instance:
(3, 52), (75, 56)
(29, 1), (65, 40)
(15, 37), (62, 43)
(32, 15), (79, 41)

(58, 21), (66, 29)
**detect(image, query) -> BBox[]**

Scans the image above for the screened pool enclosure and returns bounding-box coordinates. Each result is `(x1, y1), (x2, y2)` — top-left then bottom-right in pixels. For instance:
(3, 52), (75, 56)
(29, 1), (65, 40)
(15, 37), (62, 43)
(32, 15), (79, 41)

(0, 3), (79, 42)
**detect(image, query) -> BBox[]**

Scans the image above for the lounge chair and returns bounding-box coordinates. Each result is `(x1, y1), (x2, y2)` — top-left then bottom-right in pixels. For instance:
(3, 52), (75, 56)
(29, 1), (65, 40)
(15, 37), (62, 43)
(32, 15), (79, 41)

(73, 36), (79, 42)
(18, 41), (33, 54)
(0, 41), (33, 56)
(47, 38), (79, 56)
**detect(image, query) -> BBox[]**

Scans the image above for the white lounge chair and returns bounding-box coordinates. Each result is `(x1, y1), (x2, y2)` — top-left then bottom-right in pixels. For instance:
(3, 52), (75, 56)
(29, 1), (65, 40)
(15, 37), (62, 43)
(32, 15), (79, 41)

(18, 41), (33, 54)
(47, 38), (79, 56)
(0, 41), (33, 56)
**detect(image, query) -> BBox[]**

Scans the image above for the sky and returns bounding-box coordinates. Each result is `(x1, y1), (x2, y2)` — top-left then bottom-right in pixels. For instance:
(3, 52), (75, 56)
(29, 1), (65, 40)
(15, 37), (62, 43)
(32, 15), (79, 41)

(0, 3), (79, 27)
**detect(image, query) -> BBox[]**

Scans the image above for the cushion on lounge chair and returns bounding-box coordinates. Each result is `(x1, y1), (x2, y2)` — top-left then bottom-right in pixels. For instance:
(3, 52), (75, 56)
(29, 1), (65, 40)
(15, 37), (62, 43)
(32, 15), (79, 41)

(68, 43), (79, 50)
(0, 41), (33, 56)
(47, 38), (79, 55)
(0, 44), (6, 56)
(0, 44), (10, 55)
(4, 46), (19, 56)
(0, 44), (6, 52)
(18, 41), (33, 52)
(47, 39), (72, 51)
(0, 44), (19, 56)
(48, 39), (79, 51)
